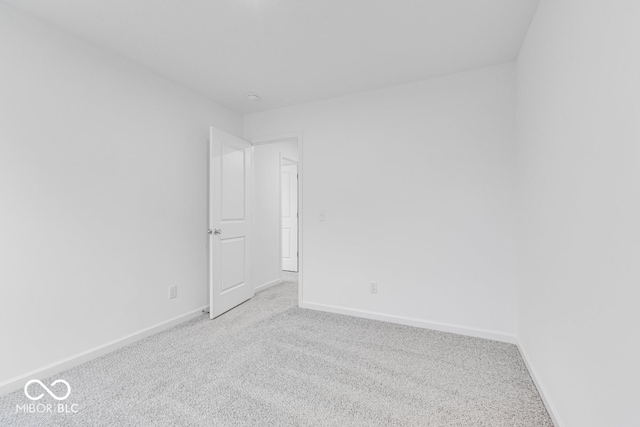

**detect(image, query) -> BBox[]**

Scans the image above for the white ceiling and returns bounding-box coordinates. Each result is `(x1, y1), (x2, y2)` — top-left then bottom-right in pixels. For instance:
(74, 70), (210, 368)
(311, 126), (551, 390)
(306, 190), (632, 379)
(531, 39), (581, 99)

(3, 0), (540, 113)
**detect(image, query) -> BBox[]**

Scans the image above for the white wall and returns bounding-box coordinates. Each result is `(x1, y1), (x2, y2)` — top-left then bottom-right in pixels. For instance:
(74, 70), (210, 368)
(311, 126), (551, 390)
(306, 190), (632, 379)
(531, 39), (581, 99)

(0, 3), (242, 386)
(252, 141), (299, 290)
(245, 63), (519, 340)
(516, 1), (640, 426)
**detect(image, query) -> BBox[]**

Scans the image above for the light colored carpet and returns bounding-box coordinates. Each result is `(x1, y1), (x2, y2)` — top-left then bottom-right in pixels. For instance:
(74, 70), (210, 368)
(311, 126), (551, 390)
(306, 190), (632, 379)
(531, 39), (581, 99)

(1, 281), (553, 426)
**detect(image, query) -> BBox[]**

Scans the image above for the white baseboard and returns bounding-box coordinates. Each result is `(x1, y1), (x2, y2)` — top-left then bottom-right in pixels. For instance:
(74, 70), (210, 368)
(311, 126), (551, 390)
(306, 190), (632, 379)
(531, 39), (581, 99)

(299, 301), (517, 344)
(0, 305), (208, 397)
(517, 342), (563, 427)
(254, 278), (282, 293)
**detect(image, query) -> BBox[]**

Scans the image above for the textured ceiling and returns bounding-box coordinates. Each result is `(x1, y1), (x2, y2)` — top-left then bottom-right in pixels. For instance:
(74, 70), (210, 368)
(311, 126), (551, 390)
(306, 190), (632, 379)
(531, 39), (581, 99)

(3, 0), (540, 113)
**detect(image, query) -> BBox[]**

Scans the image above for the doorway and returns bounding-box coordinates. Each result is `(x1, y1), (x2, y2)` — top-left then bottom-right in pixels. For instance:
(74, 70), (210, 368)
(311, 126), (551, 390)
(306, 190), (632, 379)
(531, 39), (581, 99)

(251, 133), (303, 306)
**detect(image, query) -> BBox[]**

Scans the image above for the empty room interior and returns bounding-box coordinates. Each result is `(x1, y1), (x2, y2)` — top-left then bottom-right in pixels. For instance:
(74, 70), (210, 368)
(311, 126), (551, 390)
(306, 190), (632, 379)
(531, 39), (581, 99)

(0, 0), (638, 426)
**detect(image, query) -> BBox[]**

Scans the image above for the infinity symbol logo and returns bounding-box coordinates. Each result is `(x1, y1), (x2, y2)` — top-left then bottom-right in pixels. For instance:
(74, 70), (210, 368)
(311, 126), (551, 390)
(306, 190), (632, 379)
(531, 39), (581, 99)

(24, 379), (71, 401)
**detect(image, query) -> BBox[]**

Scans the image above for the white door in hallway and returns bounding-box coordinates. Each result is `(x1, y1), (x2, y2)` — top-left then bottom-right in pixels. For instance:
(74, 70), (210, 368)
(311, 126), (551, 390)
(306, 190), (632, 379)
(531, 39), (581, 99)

(209, 127), (253, 318)
(281, 163), (298, 272)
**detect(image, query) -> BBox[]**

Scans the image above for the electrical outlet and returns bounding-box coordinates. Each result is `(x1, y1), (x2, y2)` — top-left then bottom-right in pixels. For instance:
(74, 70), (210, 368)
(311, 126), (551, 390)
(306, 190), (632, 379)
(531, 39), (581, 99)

(169, 285), (177, 299)
(369, 282), (378, 294)
(319, 210), (326, 221)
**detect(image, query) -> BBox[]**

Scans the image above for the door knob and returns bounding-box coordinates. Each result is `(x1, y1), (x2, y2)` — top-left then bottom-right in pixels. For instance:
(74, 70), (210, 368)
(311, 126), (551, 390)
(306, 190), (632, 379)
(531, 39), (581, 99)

(214, 229), (222, 235)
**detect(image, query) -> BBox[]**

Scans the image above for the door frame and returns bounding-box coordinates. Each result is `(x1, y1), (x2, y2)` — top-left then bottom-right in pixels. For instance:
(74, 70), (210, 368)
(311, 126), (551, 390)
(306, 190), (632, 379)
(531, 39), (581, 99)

(251, 132), (304, 307)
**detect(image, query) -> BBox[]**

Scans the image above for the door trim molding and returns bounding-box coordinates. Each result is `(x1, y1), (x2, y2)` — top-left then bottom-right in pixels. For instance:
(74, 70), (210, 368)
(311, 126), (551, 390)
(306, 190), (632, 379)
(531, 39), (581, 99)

(250, 132), (304, 307)
(251, 132), (301, 146)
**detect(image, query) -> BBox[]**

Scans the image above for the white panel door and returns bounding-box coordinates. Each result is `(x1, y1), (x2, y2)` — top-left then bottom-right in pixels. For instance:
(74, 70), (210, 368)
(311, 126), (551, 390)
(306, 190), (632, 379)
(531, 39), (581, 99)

(281, 164), (298, 272)
(209, 127), (253, 318)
